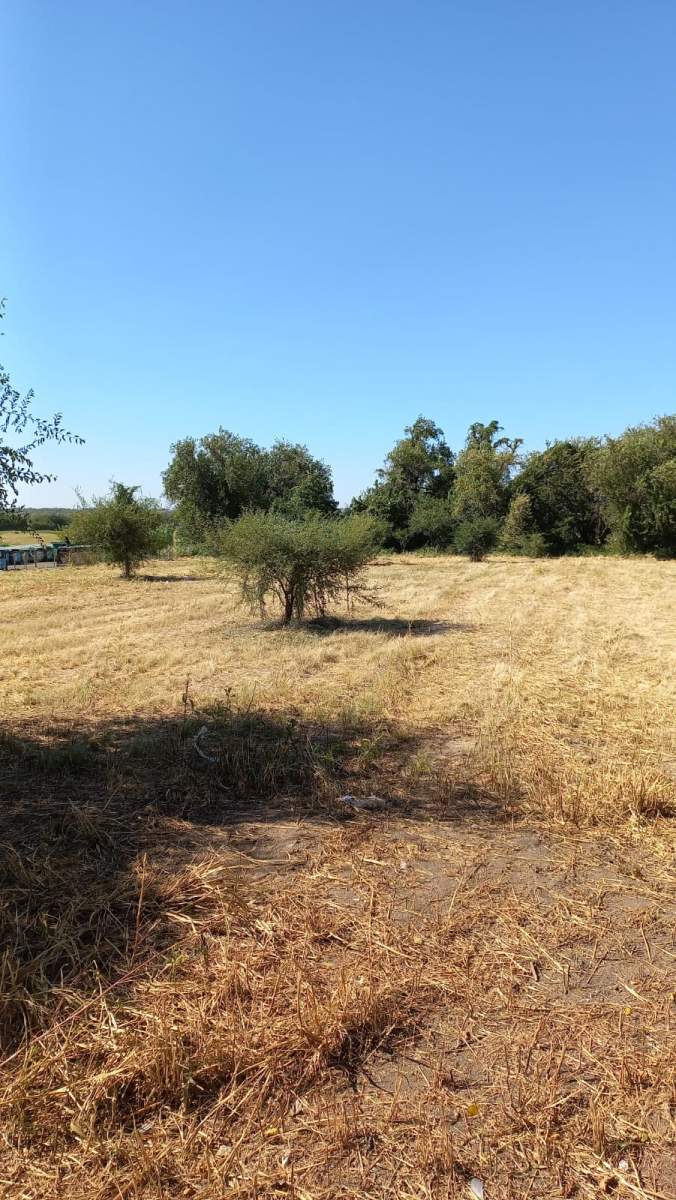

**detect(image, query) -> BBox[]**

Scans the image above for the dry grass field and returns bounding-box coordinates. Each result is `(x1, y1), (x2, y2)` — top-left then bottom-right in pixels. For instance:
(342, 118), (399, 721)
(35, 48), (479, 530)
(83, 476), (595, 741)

(0, 529), (66, 545)
(0, 555), (674, 1199)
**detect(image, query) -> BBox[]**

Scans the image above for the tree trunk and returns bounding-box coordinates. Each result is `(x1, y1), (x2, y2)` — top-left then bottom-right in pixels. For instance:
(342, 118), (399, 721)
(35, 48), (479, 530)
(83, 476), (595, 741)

(282, 590), (294, 625)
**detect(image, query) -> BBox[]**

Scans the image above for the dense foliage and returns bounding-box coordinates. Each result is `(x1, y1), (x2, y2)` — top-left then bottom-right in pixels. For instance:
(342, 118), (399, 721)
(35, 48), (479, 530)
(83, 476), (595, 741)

(350, 418), (454, 549)
(511, 440), (603, 555)
(220, 511), (381, 624)
(168, 413), (674, 562)
(499, 494), (546, 557)
(450, 421), (521, 523)
(69, 484), (170, 578)
(352, 418), (521, 555)
(350, 413), (675, 558)
(163, 431), (336, 543)
(596, 415), (676, 557)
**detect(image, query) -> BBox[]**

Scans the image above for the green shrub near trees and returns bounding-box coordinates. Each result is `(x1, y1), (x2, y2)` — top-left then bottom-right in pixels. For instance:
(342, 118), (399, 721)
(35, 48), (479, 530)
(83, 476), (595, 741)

(499, 494), (547, 557)
(69, 483), (171, 578)
(454, 517), (500, 562)
(407, 494), (456, 549)
(219, 511), (381, 624)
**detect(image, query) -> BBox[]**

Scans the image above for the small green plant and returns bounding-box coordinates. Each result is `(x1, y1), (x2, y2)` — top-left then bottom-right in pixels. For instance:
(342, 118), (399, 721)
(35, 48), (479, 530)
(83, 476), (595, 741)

(219, 511), (381, 625)
(406, 750), (433, 778)
(454, 517), (499, 562)
(69, 483), (170, 578)
(357, 730), (390, 764)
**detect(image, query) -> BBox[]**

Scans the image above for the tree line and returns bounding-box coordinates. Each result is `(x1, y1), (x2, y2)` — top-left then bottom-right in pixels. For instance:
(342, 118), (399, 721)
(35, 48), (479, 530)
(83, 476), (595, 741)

(1, 295), (674, 564)
(163, 414), (675, 560)
(0, 507), (77, 532)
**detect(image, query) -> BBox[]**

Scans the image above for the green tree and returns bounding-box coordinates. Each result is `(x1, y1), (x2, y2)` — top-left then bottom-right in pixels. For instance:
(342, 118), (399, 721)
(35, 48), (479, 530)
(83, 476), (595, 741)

(265, 440), (338, 518)
(163, 431), (336, 540)
(596, 415), (676, 557)
(511, 439), (603, 554)
(0, 300), (82, 514)
(451, 421), (521, 524)
(499, 493), (546, 556)
(163, 431), (267, 541)
(220, 511), (380, 625)
(352, 417), (455, 548)
(69, 483), (170, 578)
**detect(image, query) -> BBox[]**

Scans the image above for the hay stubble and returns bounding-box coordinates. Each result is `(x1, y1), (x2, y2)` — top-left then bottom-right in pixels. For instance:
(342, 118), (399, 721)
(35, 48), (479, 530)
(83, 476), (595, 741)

(0, 555), (674, 1198)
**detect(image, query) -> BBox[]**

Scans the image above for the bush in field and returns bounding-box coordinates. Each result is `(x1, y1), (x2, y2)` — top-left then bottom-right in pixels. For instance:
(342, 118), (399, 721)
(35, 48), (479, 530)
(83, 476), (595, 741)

(69, 483), (170, 578)
(220, 511), (381, 624)
(454, 516), (499, 562)
(499, 494), (546, 556)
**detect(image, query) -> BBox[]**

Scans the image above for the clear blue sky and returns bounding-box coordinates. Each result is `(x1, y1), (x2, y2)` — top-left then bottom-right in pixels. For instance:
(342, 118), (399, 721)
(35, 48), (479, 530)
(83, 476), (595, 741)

(4, 1), (676, 507)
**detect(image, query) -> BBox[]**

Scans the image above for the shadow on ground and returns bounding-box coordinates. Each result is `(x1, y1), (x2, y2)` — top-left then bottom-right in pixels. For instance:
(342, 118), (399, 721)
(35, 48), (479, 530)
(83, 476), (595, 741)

(303, 616), (473, 637)
(138, 573), (200, 583)
(0, 703), (500, 1052)
(254, 616), (474, 637)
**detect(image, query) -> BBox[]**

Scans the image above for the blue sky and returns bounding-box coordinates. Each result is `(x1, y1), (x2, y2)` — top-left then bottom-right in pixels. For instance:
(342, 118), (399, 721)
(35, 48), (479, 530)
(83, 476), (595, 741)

(4, 1), (676, 507)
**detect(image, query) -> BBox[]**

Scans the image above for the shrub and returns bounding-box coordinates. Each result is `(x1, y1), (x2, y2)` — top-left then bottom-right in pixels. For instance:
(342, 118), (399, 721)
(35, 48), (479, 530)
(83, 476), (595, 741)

(220, 511), (381, 625)
(499, 494), (546, 556)
(69, 483), (171, 578)
(454, 517), (499, 562)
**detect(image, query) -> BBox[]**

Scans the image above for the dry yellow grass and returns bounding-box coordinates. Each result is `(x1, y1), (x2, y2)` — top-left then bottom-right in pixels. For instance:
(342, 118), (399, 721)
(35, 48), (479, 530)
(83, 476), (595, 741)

(0, 555), (674, 1199)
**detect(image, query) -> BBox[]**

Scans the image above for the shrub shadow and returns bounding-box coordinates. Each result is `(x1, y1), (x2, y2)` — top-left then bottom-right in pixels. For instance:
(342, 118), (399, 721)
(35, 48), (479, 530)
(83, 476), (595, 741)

(0, 703), (499, 1052)
(138, 573), (200, 583)
(297, 616), (473, 637)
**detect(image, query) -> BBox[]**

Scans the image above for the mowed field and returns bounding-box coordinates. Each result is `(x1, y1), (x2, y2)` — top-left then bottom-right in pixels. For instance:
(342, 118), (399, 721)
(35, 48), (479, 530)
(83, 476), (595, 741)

(0, 556), (674, 1199)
